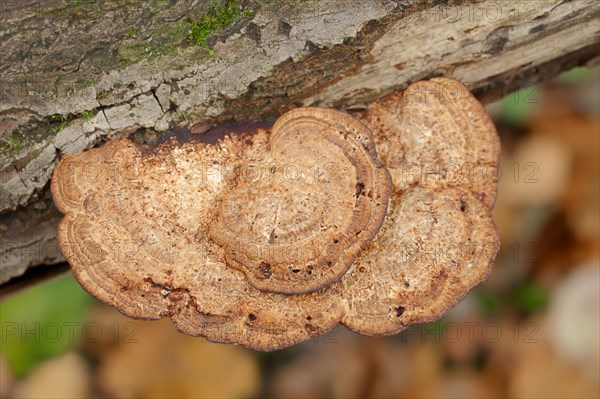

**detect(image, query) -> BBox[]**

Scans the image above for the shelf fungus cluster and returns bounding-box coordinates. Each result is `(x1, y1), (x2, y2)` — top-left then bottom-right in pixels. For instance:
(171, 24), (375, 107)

(52, 78), (500, 350)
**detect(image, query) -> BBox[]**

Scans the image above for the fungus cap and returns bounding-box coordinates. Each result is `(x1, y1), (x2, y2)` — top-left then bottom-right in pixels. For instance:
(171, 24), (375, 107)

(209, 107), (391, 294)
(52, 78), (500, 351)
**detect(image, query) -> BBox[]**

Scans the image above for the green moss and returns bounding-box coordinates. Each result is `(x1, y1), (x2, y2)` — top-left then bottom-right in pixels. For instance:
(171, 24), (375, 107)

(0, 133), (24, 158)
(69, 0), (96, 7)
(49, 114), (69, 133)
(9, 133), (21, 151)
(45, 0), (102, 19)
(125, 27), (140, 39)
(97, 90), (110, 100)
(118, 21), (189, 64)
(51, 122), (68, 133)
(79, 109), (98, 121)
(0, 125), (61, 159)
(0, 143), (11, 157)
(51, 114), (69, 122)
(177, 109), (190, 120)
(149, 0), (169, 8)
(115, 1), (254, 66)
(46, 109), (97, 134)
(74, 78), (95, 91)
(188, 0), (254, 51)
(9, 133), (22, 153)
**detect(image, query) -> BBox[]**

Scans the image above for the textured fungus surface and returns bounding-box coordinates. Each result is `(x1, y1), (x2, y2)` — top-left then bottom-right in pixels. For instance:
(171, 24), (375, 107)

(51, 78), (500, 350)
(209, 108), (392, 294)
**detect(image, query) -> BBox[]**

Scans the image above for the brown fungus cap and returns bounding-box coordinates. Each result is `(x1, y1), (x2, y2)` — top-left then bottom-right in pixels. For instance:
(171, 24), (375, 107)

(51, 78), (500, 350)
(209, 107), (392, 294)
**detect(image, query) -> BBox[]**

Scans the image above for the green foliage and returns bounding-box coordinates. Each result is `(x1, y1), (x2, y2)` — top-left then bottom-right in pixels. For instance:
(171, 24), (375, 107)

(188, 0), (253, 50)
(0, 275), (93, 377)
(500, 66), (599, 127)
(477, 281), (548, 317)
(499, 86), (538, 128)
(478, 290), (501, 316)
(512, 281), (548, 313)
(556, 66), (600, 84)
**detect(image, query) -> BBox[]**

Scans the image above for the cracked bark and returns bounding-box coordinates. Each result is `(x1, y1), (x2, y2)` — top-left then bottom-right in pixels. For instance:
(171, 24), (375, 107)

(1, 0), (599, 289)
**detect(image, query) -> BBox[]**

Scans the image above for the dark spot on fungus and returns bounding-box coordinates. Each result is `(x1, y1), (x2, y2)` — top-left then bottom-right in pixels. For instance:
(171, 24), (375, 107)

(460, 197), (467, 212)
(292, 268), (300, 273)
(248, 313), (257, 321)
(258, 262), (272, 278)
(395, 306), (405, 317)
(305, 323), (318, 333)
(355, 181), (365, 198)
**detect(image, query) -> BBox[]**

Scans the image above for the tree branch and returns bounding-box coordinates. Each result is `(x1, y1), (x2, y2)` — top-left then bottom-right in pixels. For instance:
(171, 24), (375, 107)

(1, 0), (599, 289)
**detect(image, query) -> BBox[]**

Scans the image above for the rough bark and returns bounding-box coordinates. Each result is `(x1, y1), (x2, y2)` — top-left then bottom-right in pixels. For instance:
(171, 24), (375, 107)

(1, 0), (599, 287)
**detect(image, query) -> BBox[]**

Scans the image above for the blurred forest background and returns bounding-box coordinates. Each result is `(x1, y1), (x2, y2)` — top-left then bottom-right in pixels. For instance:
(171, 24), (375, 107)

(1, 67), (599, 399)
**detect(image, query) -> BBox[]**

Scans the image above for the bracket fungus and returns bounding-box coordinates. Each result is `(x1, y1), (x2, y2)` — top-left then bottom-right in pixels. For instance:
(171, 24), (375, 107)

(209, 108), (392, 294)
(52, 78), (500, 350)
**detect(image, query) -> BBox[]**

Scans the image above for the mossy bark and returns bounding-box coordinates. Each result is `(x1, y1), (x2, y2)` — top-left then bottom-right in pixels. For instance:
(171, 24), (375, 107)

(1, 0), (599, 288)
